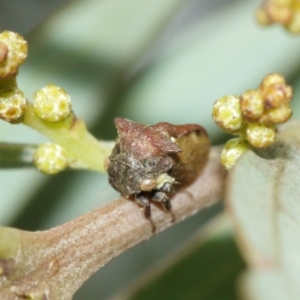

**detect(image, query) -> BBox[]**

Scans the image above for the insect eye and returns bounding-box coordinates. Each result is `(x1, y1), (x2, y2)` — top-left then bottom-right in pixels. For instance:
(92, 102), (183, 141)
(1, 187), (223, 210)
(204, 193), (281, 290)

(140, 178), (157, 191)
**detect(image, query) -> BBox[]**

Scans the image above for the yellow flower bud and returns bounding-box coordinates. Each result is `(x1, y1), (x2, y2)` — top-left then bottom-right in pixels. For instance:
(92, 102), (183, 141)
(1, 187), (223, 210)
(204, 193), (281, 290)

(259, 73), (285, 94)
(240, 90), (264, 121)
(258, 73), (292, 108)
(286, 11), (300, 34)
(272, 0), (292, 5)
(256, 7), (272, 25)
(0, 85), (26, 123)
(264, 83), (292, 108)
(246, 123), (276, 148)
(260, 73), (285, 87)
(212, 95), (243, 133)
(0, 31), (28, 77)
(33, 84), (72, 122)
(265, 104), (292, 124)
(264, 2), (292, 24)
(221, 138), (251, 169)
(0, 42), (8, 63)
(34, 143), (68, 175)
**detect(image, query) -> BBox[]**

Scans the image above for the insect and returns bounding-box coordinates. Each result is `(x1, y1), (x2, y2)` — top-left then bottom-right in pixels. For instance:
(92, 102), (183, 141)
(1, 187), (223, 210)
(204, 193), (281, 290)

(105, 118), (210, 222)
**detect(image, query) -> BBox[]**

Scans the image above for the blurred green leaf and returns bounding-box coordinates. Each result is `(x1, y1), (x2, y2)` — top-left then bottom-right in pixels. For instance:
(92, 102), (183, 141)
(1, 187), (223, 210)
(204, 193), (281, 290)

(227, 121), (300, 299)
(25, 0), (187, 70)
(0, 143), (35, 168)
(239, 270), (291, 300)
(118, 215), (245, 300)
(120, 1), (300, 143)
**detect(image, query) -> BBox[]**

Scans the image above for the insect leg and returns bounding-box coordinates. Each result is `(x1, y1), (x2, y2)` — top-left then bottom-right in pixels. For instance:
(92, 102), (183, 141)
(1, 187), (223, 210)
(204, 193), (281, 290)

(135, 193), (156, 233)
(152, 191), (171, 211)
(135, 193), (151, 219)
(160, 182), (173, 193)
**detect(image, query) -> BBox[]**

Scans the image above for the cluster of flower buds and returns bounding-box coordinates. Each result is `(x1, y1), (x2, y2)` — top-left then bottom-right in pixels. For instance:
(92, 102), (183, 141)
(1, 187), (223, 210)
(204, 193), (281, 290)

(32, 85), (72, 174)
(0, 30), (72, 174)
(256, 0), (300, 34)
(213, 73), (293, 169)
(0, 31), (27, 123)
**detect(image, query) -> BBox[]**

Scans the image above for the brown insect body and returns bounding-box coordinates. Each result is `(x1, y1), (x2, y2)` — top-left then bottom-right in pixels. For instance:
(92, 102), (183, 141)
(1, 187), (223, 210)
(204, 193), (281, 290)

(106, 118), (210, 220)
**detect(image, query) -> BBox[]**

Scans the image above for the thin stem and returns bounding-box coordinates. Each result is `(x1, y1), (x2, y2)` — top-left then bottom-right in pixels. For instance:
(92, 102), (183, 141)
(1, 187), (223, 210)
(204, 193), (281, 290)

(22, 101), (113, 172)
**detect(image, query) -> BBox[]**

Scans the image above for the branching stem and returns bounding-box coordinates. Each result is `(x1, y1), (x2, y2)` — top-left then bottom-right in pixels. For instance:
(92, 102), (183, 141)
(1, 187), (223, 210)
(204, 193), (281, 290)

(22, 101), (113, 172)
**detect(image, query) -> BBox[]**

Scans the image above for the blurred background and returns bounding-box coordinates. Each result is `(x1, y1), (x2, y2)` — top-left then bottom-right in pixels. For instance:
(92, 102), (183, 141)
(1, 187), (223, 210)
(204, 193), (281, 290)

(1, 0), (300, 299)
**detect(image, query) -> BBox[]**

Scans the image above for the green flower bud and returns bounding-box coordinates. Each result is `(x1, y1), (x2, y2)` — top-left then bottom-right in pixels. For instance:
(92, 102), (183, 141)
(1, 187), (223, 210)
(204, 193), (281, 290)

(212, 95), (243, 133)
(33, 84), (72, 122)
(246, 123), (276, 148)
(221, 138), (251, 169)
(0, 31), (28, 77)
(34, 143), (68, 175)
(265, 104), (292, 124)
(286, 11), (300, 33)
(240, 90), (264, 121)
(0, 85), (26, 123)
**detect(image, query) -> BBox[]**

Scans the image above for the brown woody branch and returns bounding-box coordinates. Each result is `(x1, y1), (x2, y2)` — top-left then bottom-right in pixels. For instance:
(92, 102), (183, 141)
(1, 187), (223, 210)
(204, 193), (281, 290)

(0, 146), (226, 300)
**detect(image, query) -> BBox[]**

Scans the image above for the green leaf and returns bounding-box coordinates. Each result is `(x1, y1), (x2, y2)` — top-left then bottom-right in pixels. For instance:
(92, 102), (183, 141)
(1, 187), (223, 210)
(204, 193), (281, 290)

(227, 121), (300, 299)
